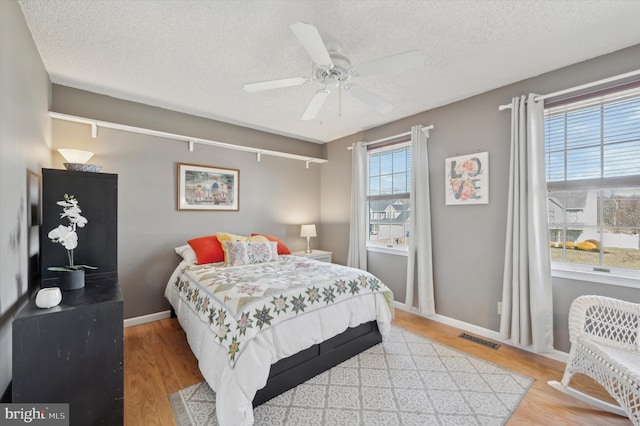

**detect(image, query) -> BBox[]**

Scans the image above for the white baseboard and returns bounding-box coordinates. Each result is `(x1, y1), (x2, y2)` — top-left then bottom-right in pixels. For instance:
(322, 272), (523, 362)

(123, 304), (569, 363)
(123, 310), (172, 328)
(393, 301), (568, 363)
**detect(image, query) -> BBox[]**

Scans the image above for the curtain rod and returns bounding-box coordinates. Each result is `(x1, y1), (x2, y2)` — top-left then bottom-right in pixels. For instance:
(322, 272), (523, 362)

(498, 69), (640, 111)
(48, 111), (328, 168)
(347, 125), (434, 150)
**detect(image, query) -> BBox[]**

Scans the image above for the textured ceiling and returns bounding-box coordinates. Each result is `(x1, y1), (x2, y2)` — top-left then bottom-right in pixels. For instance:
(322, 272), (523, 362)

(18, 0), (640, 143)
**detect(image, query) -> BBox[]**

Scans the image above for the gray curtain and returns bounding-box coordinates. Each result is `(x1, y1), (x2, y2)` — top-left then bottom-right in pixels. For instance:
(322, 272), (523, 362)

(405, 125), (435, 315)
(347, 142), (367, 269)
(500, 94), (554, 353)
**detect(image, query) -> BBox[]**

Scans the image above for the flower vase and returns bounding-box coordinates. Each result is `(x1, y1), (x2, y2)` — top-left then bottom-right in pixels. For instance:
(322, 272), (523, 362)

(58, 269), (85, 290)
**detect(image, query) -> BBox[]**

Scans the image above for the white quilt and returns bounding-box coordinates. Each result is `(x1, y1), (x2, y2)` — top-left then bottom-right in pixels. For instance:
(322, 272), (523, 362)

(165, 256), (394, 425)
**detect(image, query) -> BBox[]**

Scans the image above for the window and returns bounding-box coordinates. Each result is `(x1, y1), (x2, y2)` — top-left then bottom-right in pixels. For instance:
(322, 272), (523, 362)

(367, 141), (411, 248)
(544, 86), (640, 282)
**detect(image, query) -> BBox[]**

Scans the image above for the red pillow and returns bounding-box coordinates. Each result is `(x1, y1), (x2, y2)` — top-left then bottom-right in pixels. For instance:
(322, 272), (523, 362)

(251, 233), (292, 255)
(187, 235), (225, 264)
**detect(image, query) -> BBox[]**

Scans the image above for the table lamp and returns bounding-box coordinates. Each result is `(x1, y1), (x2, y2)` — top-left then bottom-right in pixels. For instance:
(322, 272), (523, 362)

(300, 224), (317, 254)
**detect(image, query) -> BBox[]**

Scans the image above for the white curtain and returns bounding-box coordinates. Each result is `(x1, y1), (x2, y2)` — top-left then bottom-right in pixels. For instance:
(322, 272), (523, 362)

(347, 142), (367, 269)
(500, 94), (554, 353)
(405, 125), (435, 315)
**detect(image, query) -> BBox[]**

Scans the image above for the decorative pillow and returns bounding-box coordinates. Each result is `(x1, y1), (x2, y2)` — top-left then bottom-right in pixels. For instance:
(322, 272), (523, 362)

(249, 234), (269, 243)
(187, 235), (225, 265)
(174, 245), (198, 265)
(216, 232), (271, 263)
(246, 241), (278, 264)
(223, 241), (278, 266)
(251, 233), (292, 255)
(216, 232), (250, 244)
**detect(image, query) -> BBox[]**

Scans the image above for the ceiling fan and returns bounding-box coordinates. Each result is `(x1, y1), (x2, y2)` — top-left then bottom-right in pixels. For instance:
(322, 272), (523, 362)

(243, 22), (425, 121)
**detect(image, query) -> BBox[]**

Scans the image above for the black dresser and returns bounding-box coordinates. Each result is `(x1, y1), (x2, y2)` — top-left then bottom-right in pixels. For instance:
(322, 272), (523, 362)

(12, 168), (122, 425)
(12, 276), (123, 425)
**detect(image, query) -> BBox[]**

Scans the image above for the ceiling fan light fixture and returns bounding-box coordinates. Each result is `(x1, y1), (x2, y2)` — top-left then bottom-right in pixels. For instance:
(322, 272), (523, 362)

(312, 52), (352, 84)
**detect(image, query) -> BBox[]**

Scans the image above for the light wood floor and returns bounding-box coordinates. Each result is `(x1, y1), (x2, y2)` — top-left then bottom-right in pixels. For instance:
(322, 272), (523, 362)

(124, 309), (632, 425)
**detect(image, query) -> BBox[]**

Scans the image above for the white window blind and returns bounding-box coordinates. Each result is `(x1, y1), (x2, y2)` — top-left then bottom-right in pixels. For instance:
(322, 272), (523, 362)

(545, 87), (640, 186)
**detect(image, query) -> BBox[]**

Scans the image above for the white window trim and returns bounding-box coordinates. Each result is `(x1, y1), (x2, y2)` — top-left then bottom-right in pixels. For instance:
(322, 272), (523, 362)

(551, 262), (640, 289)
(545, 85), (640, 288)
(367, 139), (412, 251)
(366, 243), (409, 256)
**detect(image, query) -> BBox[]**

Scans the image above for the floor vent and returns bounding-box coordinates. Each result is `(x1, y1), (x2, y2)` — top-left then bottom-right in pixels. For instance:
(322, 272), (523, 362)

(459, 333), (501, 350)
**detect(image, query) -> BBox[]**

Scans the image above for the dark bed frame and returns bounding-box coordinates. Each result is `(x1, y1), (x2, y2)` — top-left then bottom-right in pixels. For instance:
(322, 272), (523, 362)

(252, 320), (382, 407)
(170, 309), (382, 407)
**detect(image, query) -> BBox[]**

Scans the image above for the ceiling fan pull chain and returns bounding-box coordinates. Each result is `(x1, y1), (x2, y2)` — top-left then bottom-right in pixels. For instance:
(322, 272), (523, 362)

(339, 81), (342, 117)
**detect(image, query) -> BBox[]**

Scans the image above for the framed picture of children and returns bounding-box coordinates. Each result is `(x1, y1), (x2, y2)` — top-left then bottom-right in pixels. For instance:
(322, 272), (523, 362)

(445, 152), (489, 205)
(177, 163), (239, 211)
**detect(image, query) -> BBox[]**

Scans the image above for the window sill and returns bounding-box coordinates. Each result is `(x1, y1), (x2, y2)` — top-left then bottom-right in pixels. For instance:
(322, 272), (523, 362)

(551, 266), (640, 289)
(366, 245), (409, 256)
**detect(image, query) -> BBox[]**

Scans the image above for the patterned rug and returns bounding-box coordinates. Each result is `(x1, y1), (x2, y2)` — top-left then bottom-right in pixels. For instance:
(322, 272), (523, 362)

(169, 326), (533, 425)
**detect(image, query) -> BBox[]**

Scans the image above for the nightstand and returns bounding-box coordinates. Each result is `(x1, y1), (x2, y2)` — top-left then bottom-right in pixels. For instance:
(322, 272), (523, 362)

(292, 249), (332, 263)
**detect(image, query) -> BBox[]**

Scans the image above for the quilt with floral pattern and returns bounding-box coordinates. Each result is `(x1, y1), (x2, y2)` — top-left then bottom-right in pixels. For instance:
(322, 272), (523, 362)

(171, 255), (393, 367)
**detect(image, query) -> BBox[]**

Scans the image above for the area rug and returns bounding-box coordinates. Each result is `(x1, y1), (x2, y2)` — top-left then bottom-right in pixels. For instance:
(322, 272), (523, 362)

(169, 325), (534, 425)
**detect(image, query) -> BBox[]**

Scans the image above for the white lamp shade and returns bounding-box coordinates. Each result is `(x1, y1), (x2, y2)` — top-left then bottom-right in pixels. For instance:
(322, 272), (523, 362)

(58, 149), (94, 164)
(300, 224), (317, 238)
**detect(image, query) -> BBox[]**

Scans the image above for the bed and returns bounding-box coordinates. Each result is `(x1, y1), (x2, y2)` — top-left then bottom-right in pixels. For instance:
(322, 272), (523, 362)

(164, 237), (394, 426)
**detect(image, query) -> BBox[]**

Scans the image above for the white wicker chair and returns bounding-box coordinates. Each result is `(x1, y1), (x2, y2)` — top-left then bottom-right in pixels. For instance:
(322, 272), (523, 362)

(548, 295), (640, 425)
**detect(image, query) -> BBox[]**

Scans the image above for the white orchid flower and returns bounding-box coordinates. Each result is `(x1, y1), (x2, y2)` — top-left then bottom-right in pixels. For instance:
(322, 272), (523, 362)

(47, 224), (67, 240)
(57, 200), (73, 208)
(61, 207), (87, 227)
(48, 224), (78, 250)
(61, 206), (82, 216)
(47, 195), (92, 269)
(59, 231), (78, 250)
(69, 214), (88, 227)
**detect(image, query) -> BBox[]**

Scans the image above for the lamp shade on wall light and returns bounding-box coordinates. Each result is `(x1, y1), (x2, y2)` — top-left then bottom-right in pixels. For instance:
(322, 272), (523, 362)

(57, 149), (101, 172)
(300, 224), (317, 253)
(58, 149), (94, 163)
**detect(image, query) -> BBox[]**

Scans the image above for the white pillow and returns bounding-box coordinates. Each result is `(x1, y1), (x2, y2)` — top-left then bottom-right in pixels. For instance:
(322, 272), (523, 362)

(175, 245), (198, 265)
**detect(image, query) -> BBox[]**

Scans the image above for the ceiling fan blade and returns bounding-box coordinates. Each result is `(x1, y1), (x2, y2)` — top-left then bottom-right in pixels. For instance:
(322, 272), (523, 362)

(243, 77), (310, 92)
(345, 84), (393, 114)
(351, 50), (424, 77)
(290, 22), (333, 68)
(301, 88), (330, 121)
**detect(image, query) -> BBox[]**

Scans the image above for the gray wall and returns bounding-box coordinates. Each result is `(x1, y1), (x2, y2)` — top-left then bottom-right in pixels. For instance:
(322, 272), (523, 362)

(0, 0), (51, 397)
(367, 251), (408, 302)
(51, 86), (325, 319)
(321, 44), (640, 352)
